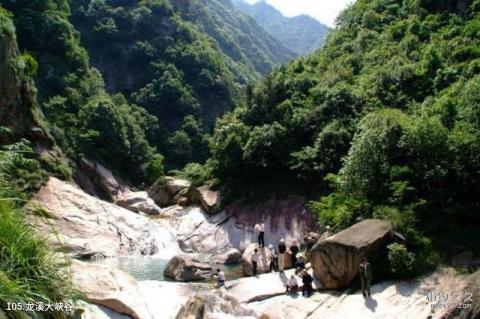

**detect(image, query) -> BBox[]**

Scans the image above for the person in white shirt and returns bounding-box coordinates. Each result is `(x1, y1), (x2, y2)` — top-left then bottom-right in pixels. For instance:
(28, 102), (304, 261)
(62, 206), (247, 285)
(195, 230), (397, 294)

(251, 248), (260, 276)
(255, 221), (265, 247)
(285, 274), (299, 293)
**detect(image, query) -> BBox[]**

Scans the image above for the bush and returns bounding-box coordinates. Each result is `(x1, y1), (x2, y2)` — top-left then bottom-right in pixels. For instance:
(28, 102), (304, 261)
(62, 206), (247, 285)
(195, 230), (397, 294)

(0, 202), (80, 319)
(387, 243), (416, 278)
(144, 154), (165, 185)
(170, 162), (211, 188)
(0, 142), (80, 318)
(0, 141), (47, 201)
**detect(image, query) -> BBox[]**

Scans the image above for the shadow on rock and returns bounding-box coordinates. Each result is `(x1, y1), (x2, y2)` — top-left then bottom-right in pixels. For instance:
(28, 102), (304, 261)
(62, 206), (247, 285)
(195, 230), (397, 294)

(365, 296), (378, 312)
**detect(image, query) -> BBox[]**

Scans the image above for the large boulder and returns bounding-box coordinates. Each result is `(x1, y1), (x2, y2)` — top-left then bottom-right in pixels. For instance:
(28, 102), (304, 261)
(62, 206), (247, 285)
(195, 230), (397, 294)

(175, 296), (205, 319)
(249, 268), (464, 319)
(186, 186), (221, 214)
(209, 248), (242, 265)
(175, 292), (255, 319)
(139, 281), (211, 319)
(439, 269), (480, 319)
(76, 158), (163, 216)
(226, 268), (321, 303)
(241, 243), (272, 276)
(28, 177), (181, 259)
(115, 191), (162, 216)
(77, 301), (131, 319)
(310, 219), (397, 289)
(164, 255), (213, 281)
(75, 158), (129, 201)
(70, 260), (153, 319)
(148, 177), (191, 207)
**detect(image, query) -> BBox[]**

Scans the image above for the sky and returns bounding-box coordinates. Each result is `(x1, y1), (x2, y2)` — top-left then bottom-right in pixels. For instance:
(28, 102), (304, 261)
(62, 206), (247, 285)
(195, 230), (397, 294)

(245, 0), (354, 27)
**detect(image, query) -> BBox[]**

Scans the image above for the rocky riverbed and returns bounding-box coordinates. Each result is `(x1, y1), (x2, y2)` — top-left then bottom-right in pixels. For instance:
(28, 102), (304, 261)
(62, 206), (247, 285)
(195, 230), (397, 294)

(25, 165), (479, 319)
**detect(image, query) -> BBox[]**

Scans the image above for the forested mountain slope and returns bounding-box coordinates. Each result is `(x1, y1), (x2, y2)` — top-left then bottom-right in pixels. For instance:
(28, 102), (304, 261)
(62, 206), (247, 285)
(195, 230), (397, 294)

(1, 0), (165, 184)
(177, 0), (295, 80)
(234, 0), (331, 55)
(209, 0), (480, 269)
(68, 0), (293, 167)
(1, 0), (293, 174)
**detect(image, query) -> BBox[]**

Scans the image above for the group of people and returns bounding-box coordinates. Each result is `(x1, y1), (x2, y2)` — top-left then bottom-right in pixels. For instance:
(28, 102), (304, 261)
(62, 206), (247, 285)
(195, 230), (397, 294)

(251, 222), (316, 297)
(215, 222), (373, 300)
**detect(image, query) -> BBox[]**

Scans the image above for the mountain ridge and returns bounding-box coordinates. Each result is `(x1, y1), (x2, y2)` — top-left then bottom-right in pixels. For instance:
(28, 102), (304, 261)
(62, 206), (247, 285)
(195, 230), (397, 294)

(234, 0), (331, 55)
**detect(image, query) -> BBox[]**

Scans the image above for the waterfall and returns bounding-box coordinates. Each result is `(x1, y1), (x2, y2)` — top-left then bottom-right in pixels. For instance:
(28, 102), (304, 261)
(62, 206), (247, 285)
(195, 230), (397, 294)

(134, 221), (181, 259)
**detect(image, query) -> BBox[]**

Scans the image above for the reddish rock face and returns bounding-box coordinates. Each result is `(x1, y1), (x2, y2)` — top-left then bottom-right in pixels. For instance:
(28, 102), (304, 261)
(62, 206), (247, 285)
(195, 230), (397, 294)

(224, 199), (318, 247)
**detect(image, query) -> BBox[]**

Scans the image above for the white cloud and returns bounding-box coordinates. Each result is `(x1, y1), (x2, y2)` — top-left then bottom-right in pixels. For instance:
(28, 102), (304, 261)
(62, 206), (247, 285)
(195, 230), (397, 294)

(245, 0), (354, 27)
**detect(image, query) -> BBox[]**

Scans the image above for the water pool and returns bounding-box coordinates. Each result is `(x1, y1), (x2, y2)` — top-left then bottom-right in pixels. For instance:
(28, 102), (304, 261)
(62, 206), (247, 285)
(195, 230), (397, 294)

(91, 256), (243, 282)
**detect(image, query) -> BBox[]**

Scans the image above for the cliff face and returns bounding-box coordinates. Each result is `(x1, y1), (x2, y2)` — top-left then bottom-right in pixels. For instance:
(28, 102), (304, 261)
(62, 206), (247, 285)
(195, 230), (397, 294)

(0, 12), (52, 147)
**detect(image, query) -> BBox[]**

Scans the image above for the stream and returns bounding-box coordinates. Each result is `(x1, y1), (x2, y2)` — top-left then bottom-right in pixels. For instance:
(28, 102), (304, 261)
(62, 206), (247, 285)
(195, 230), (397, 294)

(92, 256), (244, 281)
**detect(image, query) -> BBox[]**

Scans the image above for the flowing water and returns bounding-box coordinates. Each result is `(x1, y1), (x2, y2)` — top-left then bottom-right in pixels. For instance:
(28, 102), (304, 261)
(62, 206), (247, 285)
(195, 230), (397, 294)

(92, 256), (170, 281)
(92, 256), (243, 281)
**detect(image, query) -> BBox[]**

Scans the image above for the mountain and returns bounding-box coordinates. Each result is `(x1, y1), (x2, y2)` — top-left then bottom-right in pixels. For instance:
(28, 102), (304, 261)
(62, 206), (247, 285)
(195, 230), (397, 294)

(1, 0), (294, 174)
(209, 0), (480, 271)
(67, 0), (294, 167)
(176, 0), (296, 81)
(234, 0), (331, 55)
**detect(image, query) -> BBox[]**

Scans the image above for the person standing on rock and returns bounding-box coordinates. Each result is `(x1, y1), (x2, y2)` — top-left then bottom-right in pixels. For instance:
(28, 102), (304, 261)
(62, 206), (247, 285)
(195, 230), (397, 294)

(301, 270), (314, 297)
(251, 248), (260, 276)
(255, 221), (265, 248)
(278, 239), (287, 273)
(268, 244), (278, 272)
(324, 225), (333, 238)
(359, 258), (372, 298)
(290, 241), (299, 267)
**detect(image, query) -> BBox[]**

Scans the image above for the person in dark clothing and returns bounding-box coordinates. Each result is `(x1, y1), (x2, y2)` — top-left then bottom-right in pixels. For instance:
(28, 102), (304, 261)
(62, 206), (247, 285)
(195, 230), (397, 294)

(268, 244), (278, 272)
(278, 239), (287, 272)
(359, 258), (372, 297)
(290, 241), (299, 267)
(306, 236), (315, 252)
(295, 254), (306, 273)
(215, 269), (225, 288)
(251, 248), (260, 276)
(301, 270), (314, 297)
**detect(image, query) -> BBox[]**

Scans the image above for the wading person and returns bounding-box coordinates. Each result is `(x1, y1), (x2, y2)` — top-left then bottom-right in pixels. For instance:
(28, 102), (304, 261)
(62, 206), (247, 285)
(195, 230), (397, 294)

(278, 238), (287, 272)
(301, 270), (314, 297)
(255, 221), (265, 247)
(251, 248), (260, 276)
(359, 258), (372, 297)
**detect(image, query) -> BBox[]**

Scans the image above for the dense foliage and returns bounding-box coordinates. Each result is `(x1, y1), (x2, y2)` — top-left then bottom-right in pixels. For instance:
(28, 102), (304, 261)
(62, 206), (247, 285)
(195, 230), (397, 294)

(179, 0), (294, 79)
(1, 0), (164, 184)
(209, 0), (480, 268)
(67, 0), (293, 168)
(0, 142), (79, 319)
(234, 0), (331, 55)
